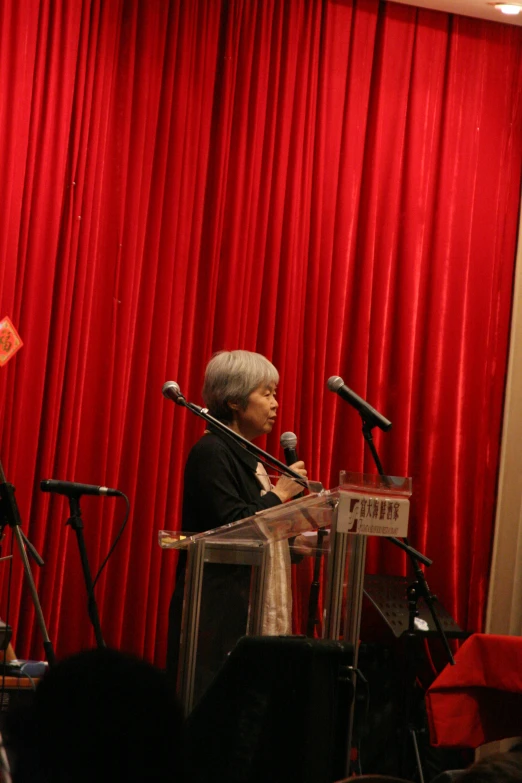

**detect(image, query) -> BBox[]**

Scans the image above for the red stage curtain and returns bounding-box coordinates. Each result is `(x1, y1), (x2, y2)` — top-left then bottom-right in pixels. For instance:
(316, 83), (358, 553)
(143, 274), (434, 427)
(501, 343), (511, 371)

(0, 0), (521, 664)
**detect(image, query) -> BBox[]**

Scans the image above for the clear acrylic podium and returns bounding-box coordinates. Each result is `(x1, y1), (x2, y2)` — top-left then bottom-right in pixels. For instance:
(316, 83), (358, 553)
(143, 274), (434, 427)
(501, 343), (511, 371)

(159, 472), (411, 716)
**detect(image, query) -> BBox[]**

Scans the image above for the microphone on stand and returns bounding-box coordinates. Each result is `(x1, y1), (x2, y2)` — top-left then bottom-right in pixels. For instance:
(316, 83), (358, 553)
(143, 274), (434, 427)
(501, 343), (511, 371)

(162, 381), (187, 406)
(162, 381), (204, 413)
(327, 375), (392, 432)
(40, 480), (122, 498)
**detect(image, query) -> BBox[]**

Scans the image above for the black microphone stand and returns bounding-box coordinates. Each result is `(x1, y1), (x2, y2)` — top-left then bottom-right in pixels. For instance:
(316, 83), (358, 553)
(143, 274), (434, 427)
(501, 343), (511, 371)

(66, 492), (106, 647)
(361, 420), (453, 660)
(66, 495), (105, 648)
(362, 422), (432, 567)
(360, 419), (454, 783)
(0, 458), (56, 665)
(172, 391), (315, 491)
(306, 528), (327, 637)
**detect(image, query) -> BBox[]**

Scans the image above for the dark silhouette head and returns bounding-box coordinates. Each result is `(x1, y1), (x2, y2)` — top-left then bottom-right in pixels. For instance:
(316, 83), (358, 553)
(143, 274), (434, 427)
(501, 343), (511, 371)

(5, 646), (183, 783)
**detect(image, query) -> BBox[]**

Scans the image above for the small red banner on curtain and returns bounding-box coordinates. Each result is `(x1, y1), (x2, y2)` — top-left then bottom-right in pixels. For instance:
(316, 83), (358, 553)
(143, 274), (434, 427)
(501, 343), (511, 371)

(0, 316), (23, 366)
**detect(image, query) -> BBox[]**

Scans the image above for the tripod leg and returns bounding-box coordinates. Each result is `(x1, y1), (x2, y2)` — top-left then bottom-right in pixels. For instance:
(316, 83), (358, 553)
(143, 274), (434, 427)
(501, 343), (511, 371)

(12, 526), (56, 666)
(0, 463), (55, 665)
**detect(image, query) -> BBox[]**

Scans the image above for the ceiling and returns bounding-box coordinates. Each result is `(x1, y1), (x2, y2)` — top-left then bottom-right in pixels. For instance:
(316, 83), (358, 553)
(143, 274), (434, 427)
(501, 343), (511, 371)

(388, 0), (522, 26)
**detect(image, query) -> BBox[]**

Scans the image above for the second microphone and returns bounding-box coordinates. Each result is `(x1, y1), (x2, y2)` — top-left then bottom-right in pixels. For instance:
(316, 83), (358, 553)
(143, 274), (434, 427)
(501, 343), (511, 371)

(280, 432), (305, 498)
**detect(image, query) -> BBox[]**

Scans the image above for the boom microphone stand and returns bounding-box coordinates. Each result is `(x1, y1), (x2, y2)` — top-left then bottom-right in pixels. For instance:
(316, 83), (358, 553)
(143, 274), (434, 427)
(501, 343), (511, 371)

(360, 419), (454, 783)
(0, 458), (56, 665)
(361, 420), (453, 659)
(162, 381), (322, 492)
(362, 422), (432, 567)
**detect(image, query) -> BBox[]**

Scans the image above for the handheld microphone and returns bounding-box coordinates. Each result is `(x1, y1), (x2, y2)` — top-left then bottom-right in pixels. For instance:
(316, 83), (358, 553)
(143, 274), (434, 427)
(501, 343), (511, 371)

(280, 432), (299, 466)
(40, 480), (122, 498)
(327, 376), (392, 432)
(280, 432), (305, 498)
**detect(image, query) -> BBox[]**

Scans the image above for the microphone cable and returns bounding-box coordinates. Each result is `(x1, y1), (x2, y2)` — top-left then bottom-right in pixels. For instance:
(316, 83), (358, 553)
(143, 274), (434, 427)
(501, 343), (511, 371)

(91, 491), (131, 593)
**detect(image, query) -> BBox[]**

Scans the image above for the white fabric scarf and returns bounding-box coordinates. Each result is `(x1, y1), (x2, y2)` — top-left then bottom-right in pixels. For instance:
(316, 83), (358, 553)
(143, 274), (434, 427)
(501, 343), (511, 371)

(256, 462), (292, 636)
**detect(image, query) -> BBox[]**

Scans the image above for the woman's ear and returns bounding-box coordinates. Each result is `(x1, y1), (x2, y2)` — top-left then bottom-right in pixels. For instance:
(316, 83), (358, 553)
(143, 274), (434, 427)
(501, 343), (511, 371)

(227, 400), (239, 412)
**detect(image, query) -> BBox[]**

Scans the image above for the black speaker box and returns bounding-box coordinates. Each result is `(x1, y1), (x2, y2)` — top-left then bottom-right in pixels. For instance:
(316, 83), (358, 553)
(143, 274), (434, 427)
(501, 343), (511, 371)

(183, 635), (354, 783)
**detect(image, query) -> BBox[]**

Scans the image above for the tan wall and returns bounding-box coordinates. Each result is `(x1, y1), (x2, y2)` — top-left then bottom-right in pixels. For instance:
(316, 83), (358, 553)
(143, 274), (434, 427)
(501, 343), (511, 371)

(486, 196), (522, 635)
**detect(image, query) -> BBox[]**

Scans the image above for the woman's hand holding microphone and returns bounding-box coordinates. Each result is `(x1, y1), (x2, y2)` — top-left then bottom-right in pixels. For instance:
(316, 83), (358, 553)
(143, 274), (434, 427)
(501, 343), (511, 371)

(272, 461), (307, 503)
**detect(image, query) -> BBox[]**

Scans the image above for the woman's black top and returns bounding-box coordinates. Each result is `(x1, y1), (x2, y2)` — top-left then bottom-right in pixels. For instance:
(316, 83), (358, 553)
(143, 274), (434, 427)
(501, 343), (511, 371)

(181, 429), (282, 533)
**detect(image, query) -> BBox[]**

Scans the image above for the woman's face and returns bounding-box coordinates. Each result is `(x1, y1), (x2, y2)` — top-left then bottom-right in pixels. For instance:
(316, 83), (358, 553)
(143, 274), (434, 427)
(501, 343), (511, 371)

(231, 382), (279, 441)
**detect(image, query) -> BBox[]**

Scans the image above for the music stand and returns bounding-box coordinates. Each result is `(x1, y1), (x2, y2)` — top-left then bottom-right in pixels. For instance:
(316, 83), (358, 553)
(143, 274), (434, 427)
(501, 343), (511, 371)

(363, 575), (467, 640)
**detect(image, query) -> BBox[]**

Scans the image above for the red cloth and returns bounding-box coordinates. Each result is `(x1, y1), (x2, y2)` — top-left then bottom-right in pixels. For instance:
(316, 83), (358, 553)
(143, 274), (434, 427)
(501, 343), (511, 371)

(426, 634), (522, 748)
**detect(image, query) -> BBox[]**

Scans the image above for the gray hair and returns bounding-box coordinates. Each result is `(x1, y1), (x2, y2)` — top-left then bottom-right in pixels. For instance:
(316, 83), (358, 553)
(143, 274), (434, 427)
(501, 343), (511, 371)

(202, 350), (279, 422)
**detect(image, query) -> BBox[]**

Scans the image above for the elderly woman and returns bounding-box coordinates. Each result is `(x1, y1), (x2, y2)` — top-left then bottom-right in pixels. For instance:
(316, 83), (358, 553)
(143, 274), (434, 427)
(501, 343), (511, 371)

(167, 350), (307, 692)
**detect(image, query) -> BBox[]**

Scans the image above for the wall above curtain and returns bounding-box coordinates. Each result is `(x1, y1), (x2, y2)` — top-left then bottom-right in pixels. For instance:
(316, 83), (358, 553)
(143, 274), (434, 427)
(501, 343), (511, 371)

(0, 0), (521, 665)
(388, 0), (522, 26)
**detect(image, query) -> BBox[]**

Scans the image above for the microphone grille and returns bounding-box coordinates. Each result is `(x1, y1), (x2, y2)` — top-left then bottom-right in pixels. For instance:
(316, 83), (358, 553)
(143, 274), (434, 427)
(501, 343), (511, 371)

(327, 375), (344, 392)
(162, 381), (184, 404)
(280, 431), (298, 449)
(162, 381), (176, 397)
